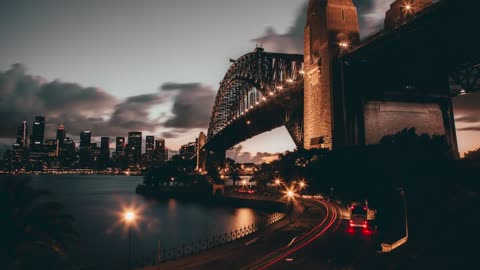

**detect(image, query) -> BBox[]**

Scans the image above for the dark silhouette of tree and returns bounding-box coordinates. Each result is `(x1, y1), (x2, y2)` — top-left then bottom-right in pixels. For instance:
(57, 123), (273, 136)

(0, 176), (78, 270)
(251, 165), (274, 190)
(464, 147), (480, 161)
(230, 165), (241, 187)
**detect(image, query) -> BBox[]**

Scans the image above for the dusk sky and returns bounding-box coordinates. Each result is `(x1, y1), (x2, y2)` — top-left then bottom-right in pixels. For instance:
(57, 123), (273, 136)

(1, 0), (479, 163)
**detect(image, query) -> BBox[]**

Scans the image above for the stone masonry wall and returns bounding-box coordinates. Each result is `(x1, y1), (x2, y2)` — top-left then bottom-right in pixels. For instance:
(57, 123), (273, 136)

(364, 101), (446, 144)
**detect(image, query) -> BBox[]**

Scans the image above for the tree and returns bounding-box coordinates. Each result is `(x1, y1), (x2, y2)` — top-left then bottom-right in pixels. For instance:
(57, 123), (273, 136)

(231, 165), (241, 187)
(464, 147), (480, 161)
(251, 168), (274, 190)
(0, 176), (78, 270)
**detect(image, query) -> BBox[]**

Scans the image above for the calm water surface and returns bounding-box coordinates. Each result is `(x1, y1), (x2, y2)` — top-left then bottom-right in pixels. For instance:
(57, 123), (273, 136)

(29, 175), (267, 270)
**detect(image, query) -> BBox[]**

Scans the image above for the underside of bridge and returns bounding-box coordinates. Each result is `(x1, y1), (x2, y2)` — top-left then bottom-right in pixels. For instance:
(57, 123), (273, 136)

(200, 0), (480, 169)
(337, 0), (480, 155)
(203, 49), (304, 165)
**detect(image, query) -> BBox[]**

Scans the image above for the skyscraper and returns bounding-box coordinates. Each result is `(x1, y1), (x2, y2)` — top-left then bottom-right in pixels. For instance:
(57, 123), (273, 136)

(29, 116), (46, 169)
(145, 136), (155, 164)
(30, 116), (45, 152)
(79, 131), (92, 167)
(100, 137), (110, 167)
(127, 132), (142, 166)
(80, 131), (92, 148)
(16, 121), (29, 149)
(56, 125), (66, 158)
(154, 139), (166, 164)
(60, 137), (76, 168)
(114, 137), (126, 168)
(56, 125), (66, 144)
(116, 137), (125, 153)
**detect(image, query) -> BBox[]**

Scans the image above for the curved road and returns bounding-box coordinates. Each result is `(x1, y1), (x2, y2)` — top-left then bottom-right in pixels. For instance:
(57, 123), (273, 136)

(241, 200), (342, 270)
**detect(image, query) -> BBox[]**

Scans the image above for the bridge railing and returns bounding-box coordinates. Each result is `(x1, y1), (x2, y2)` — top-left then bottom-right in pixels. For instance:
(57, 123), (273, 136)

(132, 212), (286, 268)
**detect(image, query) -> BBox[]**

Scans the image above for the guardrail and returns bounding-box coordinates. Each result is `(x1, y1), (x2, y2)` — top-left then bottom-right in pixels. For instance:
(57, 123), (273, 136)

(381, 235), (408, 253)
(132, 212), (286, 268)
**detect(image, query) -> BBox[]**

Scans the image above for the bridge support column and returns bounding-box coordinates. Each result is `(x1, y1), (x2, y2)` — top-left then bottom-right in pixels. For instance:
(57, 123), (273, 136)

(303, 0), (360, 150)
(441, 99), (459, 158)
(196, 132), (207, 173)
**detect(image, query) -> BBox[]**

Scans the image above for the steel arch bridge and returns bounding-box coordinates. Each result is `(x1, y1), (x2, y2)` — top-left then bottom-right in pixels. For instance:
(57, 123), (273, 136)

(205, 48), (304, 158)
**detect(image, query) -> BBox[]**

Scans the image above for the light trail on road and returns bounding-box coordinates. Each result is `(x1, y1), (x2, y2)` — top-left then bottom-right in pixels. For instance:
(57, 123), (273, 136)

(241, 200), (340, 270)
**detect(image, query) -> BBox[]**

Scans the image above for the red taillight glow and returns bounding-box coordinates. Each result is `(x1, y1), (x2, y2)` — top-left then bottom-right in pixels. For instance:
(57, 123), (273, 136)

(362, 229), (373, 236)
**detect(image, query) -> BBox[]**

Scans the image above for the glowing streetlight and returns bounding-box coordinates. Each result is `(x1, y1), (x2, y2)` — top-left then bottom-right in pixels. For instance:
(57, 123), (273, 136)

(124, 211), (135, 223)
(242, 179), (247, 186)
(287, 78), (294, 83)
(123, 210), (136, 270)
(275, 178), (281, 186)
(246, 120), (251, 125)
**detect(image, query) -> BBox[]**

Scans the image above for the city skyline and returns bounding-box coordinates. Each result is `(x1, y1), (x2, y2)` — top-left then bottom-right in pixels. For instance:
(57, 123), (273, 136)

(1, 0), (479, 162)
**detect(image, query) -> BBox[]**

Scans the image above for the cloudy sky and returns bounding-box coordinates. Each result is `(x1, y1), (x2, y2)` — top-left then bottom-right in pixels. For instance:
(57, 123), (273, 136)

(1, 0), (479, 162)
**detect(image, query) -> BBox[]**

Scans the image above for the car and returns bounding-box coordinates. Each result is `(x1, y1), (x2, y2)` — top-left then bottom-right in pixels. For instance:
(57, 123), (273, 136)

(349, 203), (368, 229)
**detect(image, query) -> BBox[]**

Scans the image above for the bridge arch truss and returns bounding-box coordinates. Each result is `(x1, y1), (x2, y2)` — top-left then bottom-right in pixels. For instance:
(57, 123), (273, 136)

(207, 48), (304, 147)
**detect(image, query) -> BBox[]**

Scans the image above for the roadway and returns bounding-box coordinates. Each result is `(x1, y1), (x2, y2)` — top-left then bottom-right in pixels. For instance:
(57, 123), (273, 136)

(145, 198), (379, 270)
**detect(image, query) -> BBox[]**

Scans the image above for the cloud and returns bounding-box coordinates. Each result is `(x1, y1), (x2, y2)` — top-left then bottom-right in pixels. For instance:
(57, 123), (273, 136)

(458, 126), (480, 132)
(160, 82), (216, 129)
(0, 64), (166, 141)
(226, 146), (280, 164)
(251, 0), (388, 54)
(161, 82), (201, 91)
(161, 131), (181, 139)
(455, 115), (480, 124)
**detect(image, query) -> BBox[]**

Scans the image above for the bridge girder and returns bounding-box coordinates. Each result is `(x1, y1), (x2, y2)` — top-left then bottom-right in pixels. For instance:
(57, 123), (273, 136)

(207, 49), (304, 153)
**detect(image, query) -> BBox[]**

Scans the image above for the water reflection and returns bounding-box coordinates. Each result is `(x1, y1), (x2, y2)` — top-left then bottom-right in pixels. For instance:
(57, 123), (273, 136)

(28, 175), (270, 270)
(231, 208), (257, 229)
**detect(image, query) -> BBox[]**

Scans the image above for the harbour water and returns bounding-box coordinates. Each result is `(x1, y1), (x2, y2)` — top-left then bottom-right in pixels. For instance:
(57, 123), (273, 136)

(28, 175), (268, 269)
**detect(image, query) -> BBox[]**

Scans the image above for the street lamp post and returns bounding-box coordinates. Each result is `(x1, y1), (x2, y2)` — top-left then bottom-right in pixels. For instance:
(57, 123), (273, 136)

(399, 188), (409, 238)
(299, 180), (306, 202)
(286, 190), (295, 223)
(124, 211), (136, 270)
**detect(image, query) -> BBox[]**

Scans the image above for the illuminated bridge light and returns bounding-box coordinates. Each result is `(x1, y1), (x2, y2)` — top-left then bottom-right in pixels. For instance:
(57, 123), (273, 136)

(262, 97), (267, 101)
(277, 86), (284, 90)
(287, 79), (294, 83)
(246, 120), (251, 125)
(299, 70), (305, 74)
(339, 41), (349, 50)
(269, 92), (274, 96)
